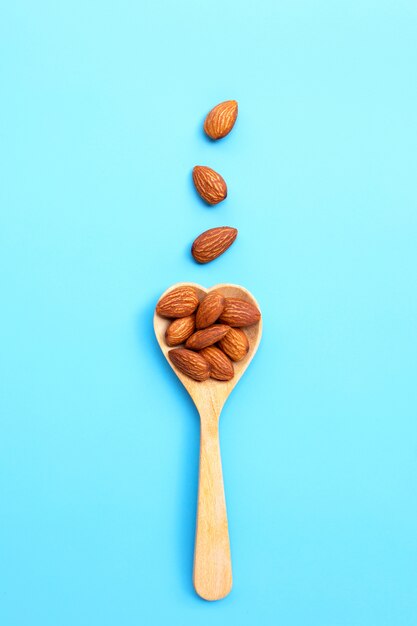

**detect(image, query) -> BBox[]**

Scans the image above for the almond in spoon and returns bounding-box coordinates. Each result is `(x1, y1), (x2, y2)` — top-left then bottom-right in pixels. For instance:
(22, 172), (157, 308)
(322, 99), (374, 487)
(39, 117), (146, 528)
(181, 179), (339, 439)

(200, 346), (234, 381)
(168, 348), (211, 382)
(165, 315), (196, 347)
(156, 286), (199, 318)
(196, 292), (225, 329)
(219, 298), (261, 327)
(185, 324), (230, 350)
(218, 327), (249, 361)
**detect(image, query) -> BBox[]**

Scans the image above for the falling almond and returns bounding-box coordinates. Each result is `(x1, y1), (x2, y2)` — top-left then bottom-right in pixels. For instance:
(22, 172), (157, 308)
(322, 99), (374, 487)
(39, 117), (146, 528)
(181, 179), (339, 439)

(204, 100), (238, 140)
(192, 227), (238, 264)
(192, 166), (227, 205)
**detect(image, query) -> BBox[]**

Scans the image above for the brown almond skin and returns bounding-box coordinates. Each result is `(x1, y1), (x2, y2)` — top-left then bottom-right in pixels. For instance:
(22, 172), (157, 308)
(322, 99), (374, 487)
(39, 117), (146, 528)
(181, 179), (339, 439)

(156, 286), (199, 318)
(165, 315), (196, 347)
(200, 346), (234, 381)
(219, 298), (261, 327)
(204, 100), (238, 140)
(195, 292), (225, 329)
(185, 324), (230, 350)
(168, 348), (210, 382)
(192, 227), (237, 264)
(218, 328), (249, 361)
(192, 166), (227, 205)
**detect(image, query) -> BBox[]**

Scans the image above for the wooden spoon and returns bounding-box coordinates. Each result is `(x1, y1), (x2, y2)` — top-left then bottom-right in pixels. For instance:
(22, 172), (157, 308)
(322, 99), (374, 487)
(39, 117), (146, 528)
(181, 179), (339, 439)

(154, 282), (262, 601)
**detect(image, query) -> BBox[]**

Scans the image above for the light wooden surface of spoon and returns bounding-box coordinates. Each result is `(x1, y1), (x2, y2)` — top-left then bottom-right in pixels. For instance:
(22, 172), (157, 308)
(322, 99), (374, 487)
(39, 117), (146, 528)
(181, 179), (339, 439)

(154, 282), (262, 601)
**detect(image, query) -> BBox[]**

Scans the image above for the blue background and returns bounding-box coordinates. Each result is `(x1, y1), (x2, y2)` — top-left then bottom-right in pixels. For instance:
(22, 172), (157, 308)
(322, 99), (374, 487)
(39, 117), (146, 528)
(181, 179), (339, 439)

(1, 1), (417, 624)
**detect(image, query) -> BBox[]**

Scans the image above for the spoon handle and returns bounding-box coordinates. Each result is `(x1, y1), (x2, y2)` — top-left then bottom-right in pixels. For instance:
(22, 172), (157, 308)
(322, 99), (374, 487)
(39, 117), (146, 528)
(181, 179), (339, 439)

(193, 415), (232, 601)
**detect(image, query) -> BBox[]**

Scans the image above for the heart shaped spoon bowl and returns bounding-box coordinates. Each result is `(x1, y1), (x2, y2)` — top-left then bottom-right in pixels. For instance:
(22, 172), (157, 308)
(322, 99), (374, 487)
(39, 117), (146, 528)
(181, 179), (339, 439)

(154, 282), (262, 601)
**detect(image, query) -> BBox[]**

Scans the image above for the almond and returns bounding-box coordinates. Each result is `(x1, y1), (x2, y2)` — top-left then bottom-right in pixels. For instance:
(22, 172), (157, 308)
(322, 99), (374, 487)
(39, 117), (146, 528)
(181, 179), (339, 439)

(218, 328), (249, 361)
(165, 315), (195, 347)
(168, 348), (211, 382)
(219, 298), (261, 327)
(195, 291), (225, 329)
(156, 286), (199, 318)
(192, 227), (237, 264)
(200, 346), (234, 381)
(192, 166), (227, 205)
(204, 100), (238, 140)
(185, 324), (230, 350)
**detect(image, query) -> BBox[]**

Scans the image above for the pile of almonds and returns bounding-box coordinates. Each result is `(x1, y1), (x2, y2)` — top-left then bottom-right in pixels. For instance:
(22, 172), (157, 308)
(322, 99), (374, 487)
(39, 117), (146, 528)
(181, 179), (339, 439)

(156, 286), (261, 382)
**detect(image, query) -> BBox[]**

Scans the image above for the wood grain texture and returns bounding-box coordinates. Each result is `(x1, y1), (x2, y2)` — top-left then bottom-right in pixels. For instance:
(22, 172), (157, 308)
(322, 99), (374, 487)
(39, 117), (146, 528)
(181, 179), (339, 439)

(154, 283), (262, 601)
